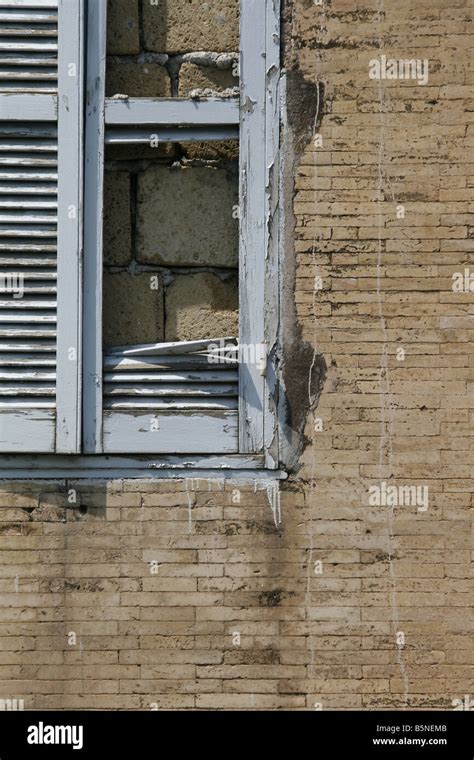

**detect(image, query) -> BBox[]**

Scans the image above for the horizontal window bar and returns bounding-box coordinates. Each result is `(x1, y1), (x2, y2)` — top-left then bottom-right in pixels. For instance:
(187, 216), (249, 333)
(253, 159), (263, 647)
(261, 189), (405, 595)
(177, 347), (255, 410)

(104, 97), (239, 127)
(105, 126), (239, 144)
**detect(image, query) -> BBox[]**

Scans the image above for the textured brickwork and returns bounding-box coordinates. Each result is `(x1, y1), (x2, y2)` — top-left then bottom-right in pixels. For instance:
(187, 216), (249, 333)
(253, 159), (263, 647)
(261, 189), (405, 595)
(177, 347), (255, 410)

(0, 0), (472, 711)
(282, 0), (474, 709)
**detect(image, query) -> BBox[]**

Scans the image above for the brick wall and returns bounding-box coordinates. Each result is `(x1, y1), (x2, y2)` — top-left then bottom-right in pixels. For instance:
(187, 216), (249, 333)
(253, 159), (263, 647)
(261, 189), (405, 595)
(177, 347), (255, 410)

(0, 0), (472, 711)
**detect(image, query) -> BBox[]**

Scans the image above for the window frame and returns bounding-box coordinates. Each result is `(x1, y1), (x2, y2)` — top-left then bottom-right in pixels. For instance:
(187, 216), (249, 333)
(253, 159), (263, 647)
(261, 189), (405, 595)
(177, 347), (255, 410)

(0, 0), (284, 479)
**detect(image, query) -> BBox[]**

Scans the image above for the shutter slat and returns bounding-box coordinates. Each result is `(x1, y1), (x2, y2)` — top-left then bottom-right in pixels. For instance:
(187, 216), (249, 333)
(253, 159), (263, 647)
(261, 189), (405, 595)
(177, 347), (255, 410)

(104, 383), (238, 398)
(0, 169), (57, 179)
(104, 398), (238, 411)
(0, 182), (56, 194)
(0, 351), (55, 365)
(104, 370), (238, 384)
(0, 311), (56, 321)
(0, 139), (56, 151)
(0, 285), (56, 295)
(0, 15), (57, 25)
(0, 40), (57, 51)
(0, 299), (56, 308)
(104, 354), (238, 371)
(0, 213), (56, 223)
(0, 26), (57, 37)
(0, 54), (57, 66)
(0, 340), (55, 351)
(0, 198), (56, 208)
(0, 383), (54, 394)
(0, 155), (57, 165)
(0, 328), (56, 337)
(114, 337), (237, 357)
(0, 228), (56, 237)
(0, 269), (56, 276)
(0, 399), (54, 408)
(0, 370), (54, 379)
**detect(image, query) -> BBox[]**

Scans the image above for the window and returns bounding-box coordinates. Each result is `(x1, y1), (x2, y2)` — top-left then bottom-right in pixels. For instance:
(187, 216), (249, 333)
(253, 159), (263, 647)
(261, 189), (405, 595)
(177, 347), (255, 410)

(0, 0), (282, 476)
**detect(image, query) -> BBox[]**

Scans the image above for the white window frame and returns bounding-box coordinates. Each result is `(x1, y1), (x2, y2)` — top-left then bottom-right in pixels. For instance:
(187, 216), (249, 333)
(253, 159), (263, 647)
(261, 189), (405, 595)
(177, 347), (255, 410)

(0, 0), (284, 479)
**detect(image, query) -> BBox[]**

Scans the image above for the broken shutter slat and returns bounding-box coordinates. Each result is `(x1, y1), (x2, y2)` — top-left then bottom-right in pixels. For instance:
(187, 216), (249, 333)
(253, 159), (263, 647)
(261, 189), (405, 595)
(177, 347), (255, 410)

(114, 337), (237, 357)
(0, 0), (83, 453)
(104, 354), (238, 372)
(104, 398), (238, 412)
(104, 370), (238, 384)
(103, 345), (239, 423)
(105, 384), (238, 398)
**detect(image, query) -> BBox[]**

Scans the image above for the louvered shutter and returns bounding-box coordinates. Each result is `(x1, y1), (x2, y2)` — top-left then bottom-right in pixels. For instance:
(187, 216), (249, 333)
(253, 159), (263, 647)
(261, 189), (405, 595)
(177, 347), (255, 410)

(101, 340), (239, 454)
(0, 0), (83, 453)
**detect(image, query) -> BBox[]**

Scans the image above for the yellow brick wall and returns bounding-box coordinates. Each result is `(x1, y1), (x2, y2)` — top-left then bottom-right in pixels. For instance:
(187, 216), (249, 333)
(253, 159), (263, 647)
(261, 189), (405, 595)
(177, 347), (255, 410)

(0, 0), (472, 710)
(286, 0), (473, 708)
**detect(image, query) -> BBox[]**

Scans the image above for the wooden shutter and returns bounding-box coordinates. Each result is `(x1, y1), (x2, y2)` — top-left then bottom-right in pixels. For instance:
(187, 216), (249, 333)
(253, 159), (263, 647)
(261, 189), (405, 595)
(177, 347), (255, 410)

(101, 340), (238, 454)
(0, 0), (83, 453)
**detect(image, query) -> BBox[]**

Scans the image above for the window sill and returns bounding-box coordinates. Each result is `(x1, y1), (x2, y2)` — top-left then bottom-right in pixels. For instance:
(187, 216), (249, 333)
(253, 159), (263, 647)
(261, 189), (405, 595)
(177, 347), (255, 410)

(0, 455), (287, 481)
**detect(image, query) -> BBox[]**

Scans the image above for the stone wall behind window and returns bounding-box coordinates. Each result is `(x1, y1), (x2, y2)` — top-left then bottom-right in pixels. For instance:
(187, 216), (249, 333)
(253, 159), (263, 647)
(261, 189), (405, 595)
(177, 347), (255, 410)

(103, 0), (240, 347)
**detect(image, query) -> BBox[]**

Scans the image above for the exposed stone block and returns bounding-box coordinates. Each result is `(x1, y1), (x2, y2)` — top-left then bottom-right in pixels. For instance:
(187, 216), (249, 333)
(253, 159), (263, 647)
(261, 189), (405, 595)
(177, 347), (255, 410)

(107, 0), (140, 55)
(106, 62), (171, 98)
(103, 271), (164, 347)
(103, 172), (132, 267)
(165, 272), (238, 341)
(143, 0), (239, 54)
(178, 62), (237, 96)
(136, 164), (239, 267)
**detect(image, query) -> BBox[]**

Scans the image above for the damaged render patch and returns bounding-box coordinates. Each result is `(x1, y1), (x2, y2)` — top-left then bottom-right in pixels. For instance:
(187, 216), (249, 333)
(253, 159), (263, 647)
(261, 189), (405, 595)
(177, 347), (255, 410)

(279, 69), (327, 472)
(286, 69), (325, 148)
